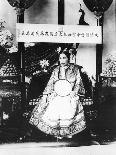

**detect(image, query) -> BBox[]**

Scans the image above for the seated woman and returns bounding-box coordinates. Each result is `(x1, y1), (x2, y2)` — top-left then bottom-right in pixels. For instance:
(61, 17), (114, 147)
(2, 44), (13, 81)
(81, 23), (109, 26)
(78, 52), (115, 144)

(29, 49), (86, 139)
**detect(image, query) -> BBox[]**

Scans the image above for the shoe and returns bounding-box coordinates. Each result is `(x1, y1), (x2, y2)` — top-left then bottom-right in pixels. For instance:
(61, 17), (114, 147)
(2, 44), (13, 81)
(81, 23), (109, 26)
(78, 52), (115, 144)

(90, 140), (100, 145)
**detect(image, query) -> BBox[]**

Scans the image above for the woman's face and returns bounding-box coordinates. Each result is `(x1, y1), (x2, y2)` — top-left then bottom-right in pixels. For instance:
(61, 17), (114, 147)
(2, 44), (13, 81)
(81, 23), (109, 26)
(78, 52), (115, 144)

(59, 53), (69, 66)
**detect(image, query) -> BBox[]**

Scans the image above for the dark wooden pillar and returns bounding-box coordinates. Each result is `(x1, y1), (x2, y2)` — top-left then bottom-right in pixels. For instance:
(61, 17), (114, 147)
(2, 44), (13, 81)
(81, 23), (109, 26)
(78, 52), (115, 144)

(58, 0), (64, 25)
(58, 0), (65, 49)
(95, 15), (104, 101)
(17, 8), (26, 112)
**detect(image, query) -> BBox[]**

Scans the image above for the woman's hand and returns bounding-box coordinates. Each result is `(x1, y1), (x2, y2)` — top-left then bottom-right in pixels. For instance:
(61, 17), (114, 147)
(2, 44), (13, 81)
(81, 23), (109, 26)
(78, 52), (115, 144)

(43, 91), (57, 102)
(70, 91), (79, 100)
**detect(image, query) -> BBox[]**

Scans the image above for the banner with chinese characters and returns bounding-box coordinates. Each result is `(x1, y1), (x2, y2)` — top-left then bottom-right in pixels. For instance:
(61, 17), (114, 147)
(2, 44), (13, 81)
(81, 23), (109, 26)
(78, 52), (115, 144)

(16, 24), (102, 44)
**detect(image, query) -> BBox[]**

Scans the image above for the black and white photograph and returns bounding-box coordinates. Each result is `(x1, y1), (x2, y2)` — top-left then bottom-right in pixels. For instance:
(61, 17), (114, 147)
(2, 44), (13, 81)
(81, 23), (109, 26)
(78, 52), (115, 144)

(0, 0), (116, 154)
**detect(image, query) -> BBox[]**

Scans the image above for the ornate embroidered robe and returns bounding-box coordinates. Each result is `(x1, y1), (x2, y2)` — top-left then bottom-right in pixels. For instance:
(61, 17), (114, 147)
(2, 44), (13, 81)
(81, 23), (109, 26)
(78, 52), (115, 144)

(29, 64), (86, 138)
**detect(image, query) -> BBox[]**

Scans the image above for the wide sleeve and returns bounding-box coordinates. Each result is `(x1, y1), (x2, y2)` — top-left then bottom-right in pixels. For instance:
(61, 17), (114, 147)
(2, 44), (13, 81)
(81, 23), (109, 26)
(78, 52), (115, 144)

(42, 69), (55, 95)
(73, 68), (85, 97)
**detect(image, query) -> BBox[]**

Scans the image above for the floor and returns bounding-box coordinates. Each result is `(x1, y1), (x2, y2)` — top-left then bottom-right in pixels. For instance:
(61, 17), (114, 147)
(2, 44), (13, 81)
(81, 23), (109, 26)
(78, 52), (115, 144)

(0, 142), (116, 155)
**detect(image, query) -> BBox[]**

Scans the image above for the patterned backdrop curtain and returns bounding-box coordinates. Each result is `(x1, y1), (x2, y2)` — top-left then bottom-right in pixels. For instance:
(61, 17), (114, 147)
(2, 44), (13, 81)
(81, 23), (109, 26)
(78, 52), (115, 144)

(18, 42), (92, 100)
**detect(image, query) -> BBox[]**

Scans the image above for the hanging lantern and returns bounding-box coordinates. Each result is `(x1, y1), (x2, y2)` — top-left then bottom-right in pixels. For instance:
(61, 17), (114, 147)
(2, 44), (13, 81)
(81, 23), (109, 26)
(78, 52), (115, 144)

(7, 0), (36, 9)
(83, 0), (113, 17)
